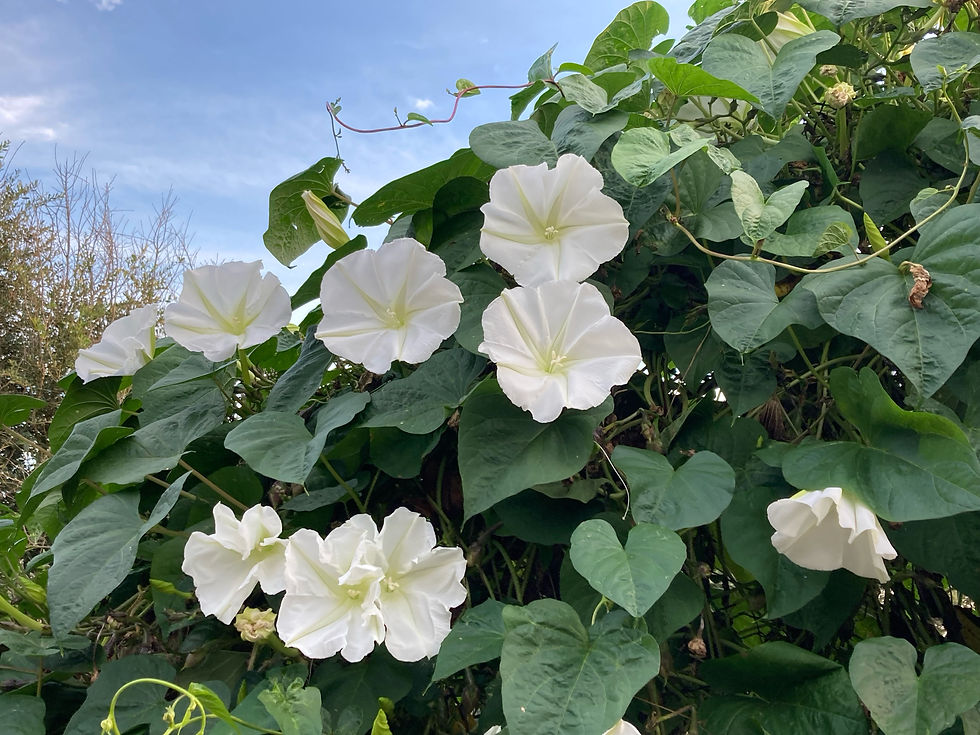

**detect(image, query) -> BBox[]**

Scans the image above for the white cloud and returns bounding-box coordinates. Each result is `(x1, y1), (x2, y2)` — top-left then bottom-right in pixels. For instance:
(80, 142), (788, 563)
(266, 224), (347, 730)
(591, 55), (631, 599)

(0, 95), (62, 141)
(413, 98), (434, 111)
(93, 0), (124, 10)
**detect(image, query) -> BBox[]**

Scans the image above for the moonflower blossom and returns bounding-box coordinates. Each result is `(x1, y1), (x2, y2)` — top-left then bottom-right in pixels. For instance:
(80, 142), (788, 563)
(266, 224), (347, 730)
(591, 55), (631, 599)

(275, 508), (466, 663)
(375, 507), (467, 661)
(479, 280), (641, 423)
(766, 487), (897, 582)
(164, 261), (292, 361)
(74, 304), (159, 383)
(276, 520), (386, 663)
(479, 154), (629, 287)
(315, 238), (463, 373)
(181, 503), (287, 624)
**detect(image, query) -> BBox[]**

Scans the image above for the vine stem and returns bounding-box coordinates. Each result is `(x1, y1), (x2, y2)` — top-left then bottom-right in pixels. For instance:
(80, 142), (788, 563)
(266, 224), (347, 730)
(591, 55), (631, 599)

(177, 460), (248, 511)
(327, 82), (538, 134)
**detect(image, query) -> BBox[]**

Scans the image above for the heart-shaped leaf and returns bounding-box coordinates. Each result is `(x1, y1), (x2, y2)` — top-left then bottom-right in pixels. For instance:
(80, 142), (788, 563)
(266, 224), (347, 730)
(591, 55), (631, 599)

(729, 170), (809, 243)
(611, 446), (735, 529)
(849, 637), (980, 735)
(569, 519), (685, 616)
(801, 205), (980, 396)
(500, 600), (660, 735)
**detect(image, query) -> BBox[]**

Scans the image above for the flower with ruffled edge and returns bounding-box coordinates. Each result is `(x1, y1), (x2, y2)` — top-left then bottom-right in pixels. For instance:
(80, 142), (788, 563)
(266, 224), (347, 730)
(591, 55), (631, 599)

(479, 280), (641, 423)
(479, 154), (629, 287)
(275, 518), (386, 663)
(164, 261), (291, 362)
(74, 304), (159, 383)
(315, 238), (463, 373)
(767, 486), (897, 582)
(181, 503), (287, 624)
(375, 507), (467, 661)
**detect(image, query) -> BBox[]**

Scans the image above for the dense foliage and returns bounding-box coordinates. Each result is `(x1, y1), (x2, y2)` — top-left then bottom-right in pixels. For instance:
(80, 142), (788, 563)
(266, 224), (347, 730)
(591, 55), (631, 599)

(3, 0), (980, 733)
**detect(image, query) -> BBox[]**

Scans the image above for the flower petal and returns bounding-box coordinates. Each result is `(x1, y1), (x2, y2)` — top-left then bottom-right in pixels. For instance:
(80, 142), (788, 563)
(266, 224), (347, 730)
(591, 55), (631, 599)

(317, 238), (462, 372)
(479, 281), (640, 422)
(75, 305), (158, 382)
(164, 261), (291, 361)
(181, 533), (261, 624)
(479, 154), (628, 286)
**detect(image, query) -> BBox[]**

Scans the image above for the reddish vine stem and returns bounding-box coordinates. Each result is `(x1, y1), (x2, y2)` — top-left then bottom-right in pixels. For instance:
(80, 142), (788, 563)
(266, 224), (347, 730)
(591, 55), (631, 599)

(327, 81), (547, 134)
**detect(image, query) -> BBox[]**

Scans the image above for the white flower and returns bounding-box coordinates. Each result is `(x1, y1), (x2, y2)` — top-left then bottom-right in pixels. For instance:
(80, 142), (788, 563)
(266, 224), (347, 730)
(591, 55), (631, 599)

(181, 503), (287, 624)
(74, 304), (158, 383)
(764, 11), (817, 58)
(315, 238), (463, 373)
(479, 281), (641, 423)
(275, 508), (467, 663)
(483, 728), (502, 735)
(479, 154), (629, 287)
(276, 520), (386, 663)
(375, 507), (467, 661)
(164, 261), (291, 361)
(767, 487), (898, 583)
(605, 721), (642, 735)
(301, 190), (350, 249)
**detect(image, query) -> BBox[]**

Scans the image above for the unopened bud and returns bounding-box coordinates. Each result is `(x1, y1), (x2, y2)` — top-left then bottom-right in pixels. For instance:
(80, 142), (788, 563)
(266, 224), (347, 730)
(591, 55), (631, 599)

(688, 636), (708, 658)
(824, 82), (857, 109)
(301, 190), (349, 249)
(819, 64), (838, 76)
(234, 607), (277, 643)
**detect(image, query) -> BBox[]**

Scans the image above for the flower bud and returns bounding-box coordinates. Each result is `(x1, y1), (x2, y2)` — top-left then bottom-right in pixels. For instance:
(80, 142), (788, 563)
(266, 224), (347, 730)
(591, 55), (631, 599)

(819, 64), (839, 76)
(825, 82), (857, 109)
(301, 190), (349, 249)
(234, 607), (278, 643)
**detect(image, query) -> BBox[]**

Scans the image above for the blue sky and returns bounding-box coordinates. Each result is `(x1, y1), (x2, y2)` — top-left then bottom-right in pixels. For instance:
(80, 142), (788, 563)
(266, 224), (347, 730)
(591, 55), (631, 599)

(1, 0), (687, 293)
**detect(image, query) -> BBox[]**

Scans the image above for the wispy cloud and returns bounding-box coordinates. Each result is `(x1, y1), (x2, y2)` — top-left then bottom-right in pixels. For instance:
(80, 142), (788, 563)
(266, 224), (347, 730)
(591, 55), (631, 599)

(93, 0), (124, 10)
(0, 95), (63, 141)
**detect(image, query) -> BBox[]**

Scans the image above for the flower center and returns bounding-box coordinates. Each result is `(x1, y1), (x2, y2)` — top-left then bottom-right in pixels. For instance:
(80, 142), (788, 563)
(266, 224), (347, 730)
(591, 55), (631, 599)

(383, 576), (400, 593)
(346, 588), (363, 600)
(543, 225), (560, 241)
(382, 306), (405, 329)
(542, 349), (568, 374)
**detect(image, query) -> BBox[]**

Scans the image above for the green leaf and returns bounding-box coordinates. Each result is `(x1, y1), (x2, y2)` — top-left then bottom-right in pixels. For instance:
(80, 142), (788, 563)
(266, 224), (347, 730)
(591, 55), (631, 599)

(528, 44), (557, 82)
(259, 679), (323, 735)
(209, 665), (309, 735)
(648, 56), (758, 101)
(353, 149), (493, 226)
(762, 205), (858, 257)
(854, 104), (932, 162)
(469, 120), (558, 169)
(48, 474), (188, 636)
(701, 643), (867, 735)
(569, 519), (685, 616)
(63, 655), (175, 735)
(500, 600), (660, 735)
(456, 78), (480, 96)
(47, 376), (120, 452)
(889, 511), (980, 601)
(371, 708), (393, 735)
(432, 600), (508, 681)
(31, 410), (132, 499)
(800, 205), (980, 396)
(188, 682), (235, 727)
(860, 151), (929, 225)
(716, 347), (778, 416)
(551, 106), (628, 161)
(368, 426), (442, 478)
(360, 349), (485, 433)
(644, 573), (704, 641)
(584, 1), (670, 71)
(290, 236), (368, 309)
(707, 261), (823, 353)
(910, 31), (980, 92)
(557, 74), (613, 115)
(721, 461), (829, 617)
(312, 650), (414, 735)
(83, 395), (226, 485)
(612, 446), (734, 529)
(702, 30), (840, 118)
(798, 0), (931, 24)
(263, 157), (346, 267)
(850, 637), (980, 735)
(406, 112), (431, 125)
(780, 569), (867, 649)
(265, 327), (333, 414)
(729, 170), (808, 243)
(0, 693), (45, 735)
(782, 368), (980, 520)
(458, 380), (612, 519)
(225, 392), (370, 483)
(610, 127), (708, 187)
(0, 395), (45, 427)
